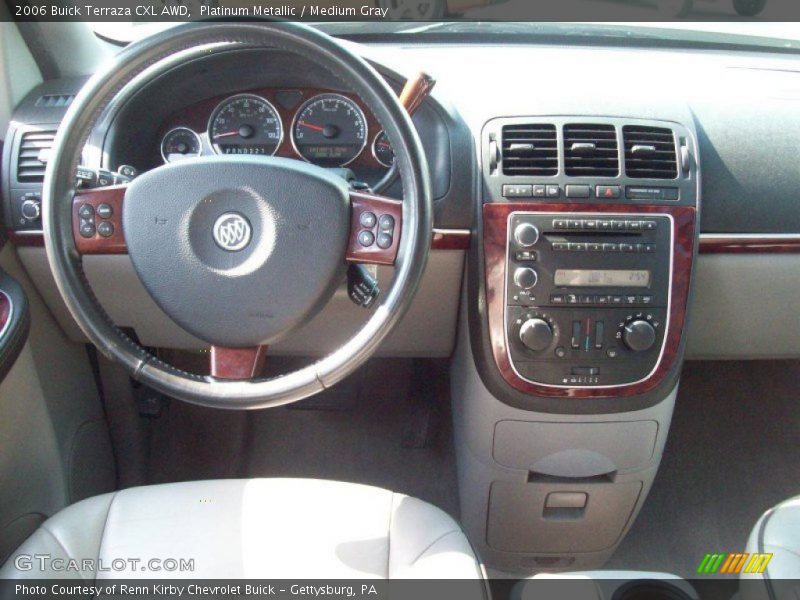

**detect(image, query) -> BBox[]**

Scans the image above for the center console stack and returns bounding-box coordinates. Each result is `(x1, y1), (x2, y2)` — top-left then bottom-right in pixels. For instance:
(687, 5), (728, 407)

(452, 115), (700, 574)
(481, 117), (698, 403)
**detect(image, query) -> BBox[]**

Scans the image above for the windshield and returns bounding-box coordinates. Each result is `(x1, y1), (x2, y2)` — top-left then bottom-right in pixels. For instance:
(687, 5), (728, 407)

(94, 21), (800, 50)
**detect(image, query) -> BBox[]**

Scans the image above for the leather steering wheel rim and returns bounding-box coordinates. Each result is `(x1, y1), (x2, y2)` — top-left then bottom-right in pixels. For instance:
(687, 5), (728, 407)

(42, 22), (432, 409)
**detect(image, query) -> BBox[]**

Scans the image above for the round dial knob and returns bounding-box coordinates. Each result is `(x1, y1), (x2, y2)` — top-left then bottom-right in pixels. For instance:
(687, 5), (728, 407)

(513, 267), (538, 290)
(21, 199), (41, 220)
(622, 320), (656, 352)
(513, 223), (540, 247)
(519, 318), (554, 352)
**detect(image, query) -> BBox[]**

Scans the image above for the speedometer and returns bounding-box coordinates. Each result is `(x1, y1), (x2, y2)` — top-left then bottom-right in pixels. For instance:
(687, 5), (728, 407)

(291, 93), (368, 167)
(208, 94), (283, 156)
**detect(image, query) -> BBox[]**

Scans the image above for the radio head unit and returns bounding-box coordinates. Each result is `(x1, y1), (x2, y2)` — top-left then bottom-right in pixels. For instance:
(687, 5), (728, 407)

(505, 212), (672, 388)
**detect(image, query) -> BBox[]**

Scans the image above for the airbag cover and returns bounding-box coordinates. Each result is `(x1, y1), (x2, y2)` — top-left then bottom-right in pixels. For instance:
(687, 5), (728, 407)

(123, 156), (350, 346)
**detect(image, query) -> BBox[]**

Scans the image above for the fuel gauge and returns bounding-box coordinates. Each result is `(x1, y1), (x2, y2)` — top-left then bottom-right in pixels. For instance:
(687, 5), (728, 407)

(161, 127), (202, 163)
(372, 131), (394, 168)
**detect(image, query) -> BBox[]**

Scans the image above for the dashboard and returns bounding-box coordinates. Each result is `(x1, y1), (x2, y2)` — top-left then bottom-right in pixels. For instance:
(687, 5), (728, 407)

(158, 88), (395, 174)
(3, 38), (800, 370)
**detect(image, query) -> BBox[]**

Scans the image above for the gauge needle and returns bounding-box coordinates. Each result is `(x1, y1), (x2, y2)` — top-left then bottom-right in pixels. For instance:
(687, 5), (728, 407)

(214, 131), (240, 139)
(298, 121), (325, 132)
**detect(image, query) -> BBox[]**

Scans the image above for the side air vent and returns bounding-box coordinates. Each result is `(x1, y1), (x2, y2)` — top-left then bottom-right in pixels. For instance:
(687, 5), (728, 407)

(501, 124), (558, 176)
(16, 130), (56, 182)
(35, 94), (75, 108)
(623, 125), (678, 179)
(563, 124), (619, 177)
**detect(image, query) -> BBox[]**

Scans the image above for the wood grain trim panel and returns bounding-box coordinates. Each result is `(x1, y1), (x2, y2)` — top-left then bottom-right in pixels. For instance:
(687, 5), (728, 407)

(699, 234), (800, 254)
(432, 228), (470, 250)
(72, 185), (127, 254)
(483, 202), (696, 399)
(210, 345), (267, 379)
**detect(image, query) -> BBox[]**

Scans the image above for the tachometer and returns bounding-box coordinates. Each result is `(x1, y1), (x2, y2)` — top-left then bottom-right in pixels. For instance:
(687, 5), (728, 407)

(208, 94), (283, 156)
(291, 93), (368, 167)
(161, 127), (202, 163)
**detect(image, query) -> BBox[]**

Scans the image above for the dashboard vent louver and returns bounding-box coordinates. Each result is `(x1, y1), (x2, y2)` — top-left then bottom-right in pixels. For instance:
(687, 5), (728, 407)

(623, 125), (678, 179)
(16, 130), (56, 183)
(35, 94), (75, 108)
(563, 124), (619, 177)
(501, 124), (558, 176)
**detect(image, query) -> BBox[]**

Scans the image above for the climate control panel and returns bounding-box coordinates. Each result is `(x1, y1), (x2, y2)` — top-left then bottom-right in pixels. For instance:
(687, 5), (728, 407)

(504, 212), (673, 388)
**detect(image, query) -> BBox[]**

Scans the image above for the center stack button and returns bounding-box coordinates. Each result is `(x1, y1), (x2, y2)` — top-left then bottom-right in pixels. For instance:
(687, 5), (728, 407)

(514, 222), (539, 247)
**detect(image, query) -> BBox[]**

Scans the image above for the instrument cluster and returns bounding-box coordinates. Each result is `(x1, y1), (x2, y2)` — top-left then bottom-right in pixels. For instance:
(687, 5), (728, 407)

(159, 88), (395, 173)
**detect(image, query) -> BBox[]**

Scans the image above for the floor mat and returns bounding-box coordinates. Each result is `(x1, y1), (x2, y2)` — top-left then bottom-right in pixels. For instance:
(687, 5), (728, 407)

(606, 360), (800, 576)
(242, 359), (460, 519)
(141, 359), (459, 519)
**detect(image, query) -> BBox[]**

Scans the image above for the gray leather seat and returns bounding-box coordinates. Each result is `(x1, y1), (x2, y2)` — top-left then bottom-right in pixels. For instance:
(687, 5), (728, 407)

(740, 495), (800, 599)
(1, 479), (484, 580)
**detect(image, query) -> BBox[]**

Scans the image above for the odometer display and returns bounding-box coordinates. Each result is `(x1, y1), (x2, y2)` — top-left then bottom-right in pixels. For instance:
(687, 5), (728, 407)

(292, 94), (368, 167)
(208, 94), (283, 156)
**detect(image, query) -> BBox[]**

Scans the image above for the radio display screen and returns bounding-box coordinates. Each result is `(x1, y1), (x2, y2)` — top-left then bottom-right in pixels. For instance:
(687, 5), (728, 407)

(554, 269), (651, 288)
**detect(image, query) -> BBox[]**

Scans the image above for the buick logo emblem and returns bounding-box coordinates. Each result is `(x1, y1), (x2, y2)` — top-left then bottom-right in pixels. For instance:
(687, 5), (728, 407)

(213, 213), (252, 252)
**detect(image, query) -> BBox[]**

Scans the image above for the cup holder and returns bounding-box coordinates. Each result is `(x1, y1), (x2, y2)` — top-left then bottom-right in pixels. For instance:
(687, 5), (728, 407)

(613, 580), (694, 600)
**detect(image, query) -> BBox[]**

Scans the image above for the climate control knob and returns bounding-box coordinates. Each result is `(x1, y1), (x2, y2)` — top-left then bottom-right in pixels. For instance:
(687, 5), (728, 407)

(519, 318), (554, 352)
(513, 223), (540, 247)
(513, 267), (538, 290)
(622, 320), (656, 352)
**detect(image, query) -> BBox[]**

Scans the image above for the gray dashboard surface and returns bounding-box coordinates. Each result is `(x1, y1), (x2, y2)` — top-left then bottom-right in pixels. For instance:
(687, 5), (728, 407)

(367, 42), (800, 234)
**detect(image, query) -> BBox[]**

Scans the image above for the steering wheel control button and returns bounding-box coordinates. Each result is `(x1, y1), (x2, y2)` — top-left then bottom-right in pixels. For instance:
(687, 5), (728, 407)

(96, 203), (113, 219)
(212, 212), (252, 252)
(376, 233), (393, 249)
(358, 230), (375, 247)
(78, 204), (95, 218)
(79, 221), (96, 238)
(97, 221), (115, 238)
(378, 214), (395, 232)
(359, 211), (377, 228)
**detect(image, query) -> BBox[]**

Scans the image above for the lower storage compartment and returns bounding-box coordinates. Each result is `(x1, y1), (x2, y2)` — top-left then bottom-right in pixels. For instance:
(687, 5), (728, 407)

(487, 479), (643, 553)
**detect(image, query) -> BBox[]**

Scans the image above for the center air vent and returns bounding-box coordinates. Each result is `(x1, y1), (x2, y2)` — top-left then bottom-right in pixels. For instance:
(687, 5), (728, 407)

(563, 124), (619, 177)
(16, 130), (56, 183)
(501, 124), (558, 176)
(623, 125), (678, 179)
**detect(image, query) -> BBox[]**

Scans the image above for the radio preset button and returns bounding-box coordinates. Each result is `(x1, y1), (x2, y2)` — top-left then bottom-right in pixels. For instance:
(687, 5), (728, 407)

(514, 223), (540, 247)
(552, 243), (568, 252)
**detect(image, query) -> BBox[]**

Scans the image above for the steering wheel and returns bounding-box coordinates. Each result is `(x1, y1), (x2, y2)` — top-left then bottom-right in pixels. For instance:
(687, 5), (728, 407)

(43, 23), (432, 409)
